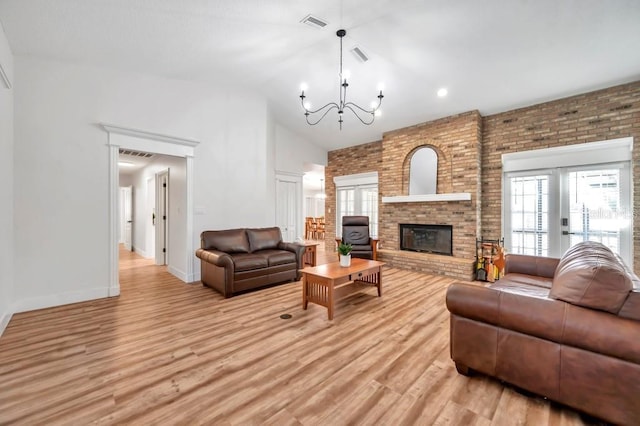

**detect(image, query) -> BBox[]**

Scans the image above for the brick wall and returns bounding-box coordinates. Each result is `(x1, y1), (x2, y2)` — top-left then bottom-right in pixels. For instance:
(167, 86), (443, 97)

(482, 81), (640, 273)
(325, 141), (382, 249)
(327, 80), (640, 275)
(380, 111), (482, 260)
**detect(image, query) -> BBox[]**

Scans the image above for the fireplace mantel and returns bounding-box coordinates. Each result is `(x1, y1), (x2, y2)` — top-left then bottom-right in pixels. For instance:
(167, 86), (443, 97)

(381, 193), (471, 203)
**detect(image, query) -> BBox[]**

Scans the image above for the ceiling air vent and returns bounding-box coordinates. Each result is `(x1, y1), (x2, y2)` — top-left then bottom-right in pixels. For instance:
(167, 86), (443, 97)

(351, 46), (369, 63)
(301, 14), (328, 29)
(119, 149), (153, 158)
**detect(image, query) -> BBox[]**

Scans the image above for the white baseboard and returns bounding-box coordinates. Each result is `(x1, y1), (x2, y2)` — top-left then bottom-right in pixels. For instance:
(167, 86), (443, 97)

(134, 247), (152, 259)
(192, 271), (201, 283)
(12, 287), (114, 314)
(167, 265), (188, 283)
(0, 309), (13, 337)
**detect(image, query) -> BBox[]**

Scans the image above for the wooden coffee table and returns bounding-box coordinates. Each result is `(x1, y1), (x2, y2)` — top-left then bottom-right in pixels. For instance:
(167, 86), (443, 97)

(301, 258), (384, 320)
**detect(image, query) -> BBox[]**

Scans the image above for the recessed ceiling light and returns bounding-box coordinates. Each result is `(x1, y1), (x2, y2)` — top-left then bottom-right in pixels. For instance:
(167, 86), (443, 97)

(437, 88), (448, 97)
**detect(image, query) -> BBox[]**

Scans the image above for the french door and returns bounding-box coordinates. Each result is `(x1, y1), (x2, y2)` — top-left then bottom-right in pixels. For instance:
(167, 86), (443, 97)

(504, 163), (631, 264)
(336, 184), (378, 238)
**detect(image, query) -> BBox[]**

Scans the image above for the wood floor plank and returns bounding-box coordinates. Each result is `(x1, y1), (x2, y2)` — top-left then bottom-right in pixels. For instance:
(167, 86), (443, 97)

(0, 243), (591, 425)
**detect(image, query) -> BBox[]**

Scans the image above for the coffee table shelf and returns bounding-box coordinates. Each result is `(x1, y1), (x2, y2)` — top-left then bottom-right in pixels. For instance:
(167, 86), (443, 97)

(301, 258), (384, 320)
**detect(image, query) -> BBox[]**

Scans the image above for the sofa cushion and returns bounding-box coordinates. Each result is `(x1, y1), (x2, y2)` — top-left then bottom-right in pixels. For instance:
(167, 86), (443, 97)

(201, 229), (250, 253)
(492, 273), (552, 290)
(550, 241), (631, 314)
(259, 249), (296, 267)
(247, 227), (282, 252)
(231, 253), (268, 272)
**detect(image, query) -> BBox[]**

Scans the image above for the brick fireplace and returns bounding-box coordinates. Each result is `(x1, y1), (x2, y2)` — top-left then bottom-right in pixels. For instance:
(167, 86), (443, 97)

(324, 112), (481, 280)
(376, 111), (481, 280)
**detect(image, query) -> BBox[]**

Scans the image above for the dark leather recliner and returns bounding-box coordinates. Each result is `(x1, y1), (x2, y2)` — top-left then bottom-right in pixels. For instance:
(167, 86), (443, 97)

(335, 216), (378, 260)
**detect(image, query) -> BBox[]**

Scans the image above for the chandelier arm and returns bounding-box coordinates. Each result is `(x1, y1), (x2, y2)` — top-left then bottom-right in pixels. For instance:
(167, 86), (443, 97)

(344, 101), (379, 114)
(343, 105), (375, 125)
(306, 105), (339, 125)
(301, 99), (340, 115)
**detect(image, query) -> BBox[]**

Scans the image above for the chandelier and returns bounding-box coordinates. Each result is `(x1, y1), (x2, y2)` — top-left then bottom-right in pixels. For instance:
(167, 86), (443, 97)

(299, 29), (384, 130)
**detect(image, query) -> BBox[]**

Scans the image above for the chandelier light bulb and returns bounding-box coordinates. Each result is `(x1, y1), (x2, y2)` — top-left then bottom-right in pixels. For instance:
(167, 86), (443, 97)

(377, 82), (385, 92)
(300, 82), (308, 92)
(437, 87), (448, 97)
(375, 109), (382, 117)
(299, 29), (384, 130)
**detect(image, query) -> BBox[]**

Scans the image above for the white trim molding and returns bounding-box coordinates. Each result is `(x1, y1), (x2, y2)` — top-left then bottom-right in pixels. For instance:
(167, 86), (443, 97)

(0, 310), (13, 337)
(502, 137), (633, 173)
(333, 171), (378, 187)
(0, 62), (11, 89)
(382, 193), (471, 203)
(102, 124), (201, 295)
(100, 123), (200, 148)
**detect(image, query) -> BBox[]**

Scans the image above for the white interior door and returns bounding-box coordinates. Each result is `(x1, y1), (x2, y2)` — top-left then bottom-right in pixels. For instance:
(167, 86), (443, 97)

(276, 174), (302, 242)
(122, 186), (133, 251)
(155, 170), (169, 265)
(146, 177), (155, 259)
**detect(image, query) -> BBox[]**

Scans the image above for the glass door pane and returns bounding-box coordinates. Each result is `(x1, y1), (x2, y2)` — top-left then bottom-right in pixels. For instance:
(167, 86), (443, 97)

(336, 187), (355, 236)
(508, 174), (550, 256)
(566, 168), (624, 254)
(359, 185), (378, 238)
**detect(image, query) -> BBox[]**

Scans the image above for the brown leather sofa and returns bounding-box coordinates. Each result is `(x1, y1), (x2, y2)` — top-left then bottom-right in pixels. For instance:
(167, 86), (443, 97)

(195, 227), (305, 298)
(446, 241), (640, 425)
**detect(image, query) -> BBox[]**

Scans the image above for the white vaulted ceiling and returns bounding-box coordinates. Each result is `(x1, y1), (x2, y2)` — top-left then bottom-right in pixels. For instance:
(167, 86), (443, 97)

(1, 0), (639, 150)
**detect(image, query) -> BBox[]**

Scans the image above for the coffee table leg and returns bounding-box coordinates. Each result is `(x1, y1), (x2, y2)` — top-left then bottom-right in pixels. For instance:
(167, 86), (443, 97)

(377, 268), (382, 297)
(328, 279), (334, 320)
(302, 274), (308, 310)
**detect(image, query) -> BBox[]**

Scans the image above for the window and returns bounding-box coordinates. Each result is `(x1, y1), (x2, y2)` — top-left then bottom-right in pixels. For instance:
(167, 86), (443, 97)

(334, 172), (378, 238)
(502, 139), (632, 264)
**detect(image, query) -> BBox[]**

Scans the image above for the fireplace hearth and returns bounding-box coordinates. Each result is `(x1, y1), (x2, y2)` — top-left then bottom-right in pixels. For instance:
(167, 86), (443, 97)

(400, 224), (453, 256)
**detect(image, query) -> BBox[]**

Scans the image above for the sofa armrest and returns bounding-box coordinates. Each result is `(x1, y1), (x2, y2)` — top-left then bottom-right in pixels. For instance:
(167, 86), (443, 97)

(195, 248), (234, 269)
(278, 242), (306, 273)
(504, 254), (559, 278)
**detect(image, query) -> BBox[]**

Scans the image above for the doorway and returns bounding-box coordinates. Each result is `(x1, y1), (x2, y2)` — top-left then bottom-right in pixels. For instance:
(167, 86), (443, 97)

(120, 186), (133, 251)
(104, 123), (199, 296)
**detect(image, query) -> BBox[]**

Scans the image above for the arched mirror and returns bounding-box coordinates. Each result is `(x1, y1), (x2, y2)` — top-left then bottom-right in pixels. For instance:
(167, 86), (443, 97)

(409, 147), (438, 195)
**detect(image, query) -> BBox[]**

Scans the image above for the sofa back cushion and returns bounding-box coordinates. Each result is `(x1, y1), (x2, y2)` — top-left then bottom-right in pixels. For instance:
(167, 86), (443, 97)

(201, 229), (250, 253)
(342, 216), (371, 245)
(247, 227), (282, 252)
(549, 241), (631, 314)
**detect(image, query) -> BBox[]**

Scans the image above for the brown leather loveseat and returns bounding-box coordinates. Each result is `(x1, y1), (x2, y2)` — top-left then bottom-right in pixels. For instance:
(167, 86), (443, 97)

(195, 227), (304, 298)
(446, 241), (640, 425)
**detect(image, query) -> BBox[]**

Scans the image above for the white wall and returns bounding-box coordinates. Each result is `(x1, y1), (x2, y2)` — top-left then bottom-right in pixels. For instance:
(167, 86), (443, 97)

(0, 22), (14, 333)
(274, 123), (326, 174)
(12, 56), (275, 312)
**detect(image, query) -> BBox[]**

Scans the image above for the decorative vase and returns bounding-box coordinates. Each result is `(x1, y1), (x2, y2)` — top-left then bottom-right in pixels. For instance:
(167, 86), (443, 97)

(339, 254), (351, 267)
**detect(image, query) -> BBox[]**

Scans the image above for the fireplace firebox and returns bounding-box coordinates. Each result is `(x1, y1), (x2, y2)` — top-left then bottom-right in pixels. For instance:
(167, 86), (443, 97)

(400, 224), (453, 256)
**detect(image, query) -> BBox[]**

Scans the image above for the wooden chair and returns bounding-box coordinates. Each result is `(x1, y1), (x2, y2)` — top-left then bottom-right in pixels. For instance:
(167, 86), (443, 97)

(315, 217), (325, 240)
(305, 217), (314, 240)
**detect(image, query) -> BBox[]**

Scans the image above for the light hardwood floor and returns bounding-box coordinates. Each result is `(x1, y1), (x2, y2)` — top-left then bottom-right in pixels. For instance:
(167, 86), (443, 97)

(0, 244), (597, 425)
